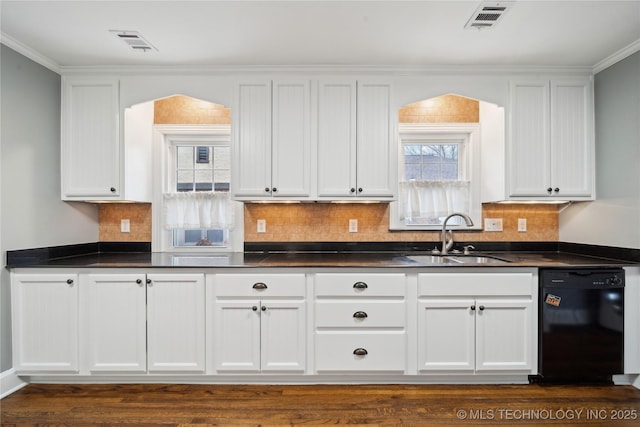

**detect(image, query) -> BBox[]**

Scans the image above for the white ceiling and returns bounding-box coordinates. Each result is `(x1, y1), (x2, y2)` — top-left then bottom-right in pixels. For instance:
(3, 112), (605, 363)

(2, 0), (640, 71)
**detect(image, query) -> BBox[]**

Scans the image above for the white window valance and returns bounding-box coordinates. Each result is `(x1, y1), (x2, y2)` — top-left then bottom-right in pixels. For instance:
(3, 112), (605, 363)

(398, 180), (470, 224)
(163, 192), (234, 230)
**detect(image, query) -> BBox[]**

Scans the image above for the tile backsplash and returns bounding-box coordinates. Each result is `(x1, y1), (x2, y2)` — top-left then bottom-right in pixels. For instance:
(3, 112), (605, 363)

(244, 203), (559, 243)
(99, 203), (152, 242)
(99, 202), (558, 244)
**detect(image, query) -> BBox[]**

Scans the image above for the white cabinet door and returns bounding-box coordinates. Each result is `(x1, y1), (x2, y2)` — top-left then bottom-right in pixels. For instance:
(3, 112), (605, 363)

(12, 273), (79, 372)
(260, 300), (306, 372)
(214, 301), (261, 372)
(356, 80), (395, 198)
(509, 78), (593, 199)
(550, 79), (593, 198)
(475, 299), (533, 372)
(233, 80), (311, 199)
(418, 299), (475, 372)
(85, 274), (146, 373)
(508, 80), (551, 197)
(213, 300), (305, 373)
(317, 80), (357, 197)
(61, 77), (120, 200)
(271, 80), (311, 197)
(316, 79), (395, 200)
(147, 274), (205, 372)
(233, 80), (272, 198)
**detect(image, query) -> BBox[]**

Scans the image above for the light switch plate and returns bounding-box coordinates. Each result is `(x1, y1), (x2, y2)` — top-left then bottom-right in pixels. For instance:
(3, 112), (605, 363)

(484, 218), (503, 232)
(121, 219), (130, 233)
(349, 219), (358, 233)
(257, 219), (266, 233)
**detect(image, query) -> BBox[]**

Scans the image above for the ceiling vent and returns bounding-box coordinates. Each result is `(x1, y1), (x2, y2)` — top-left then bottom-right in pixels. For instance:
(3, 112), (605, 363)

(464, 1), (513, 30)
(110, 30), (157, 52)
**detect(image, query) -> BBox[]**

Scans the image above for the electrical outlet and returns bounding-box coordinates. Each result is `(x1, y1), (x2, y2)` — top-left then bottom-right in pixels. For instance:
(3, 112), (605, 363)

(349, 219), (358, 233)
(518, 218), (527, 232)
(120, 219), (130, 233)
(257, 219), (266, 233)
(484, 218), (503, 232)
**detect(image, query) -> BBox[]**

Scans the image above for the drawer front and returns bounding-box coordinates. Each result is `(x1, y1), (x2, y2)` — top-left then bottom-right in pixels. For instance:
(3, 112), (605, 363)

(315, 301), (405, 328)
(418, 273), (533, 297)
(315, 273), (405, 297)
(315, 333), (406, 371)
(214, 274), (305, 298)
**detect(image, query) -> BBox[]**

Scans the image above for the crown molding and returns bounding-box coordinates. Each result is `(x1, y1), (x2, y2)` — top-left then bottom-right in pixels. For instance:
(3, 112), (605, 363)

(0, 32), (61, 74)
(593, 38), (640, 74)
(57, 63), (594, 77)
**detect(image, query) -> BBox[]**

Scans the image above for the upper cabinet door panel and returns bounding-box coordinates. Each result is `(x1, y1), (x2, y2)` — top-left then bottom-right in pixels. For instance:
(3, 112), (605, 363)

(61, 78), (120, 200)
(508, 80), (551, 197)
(271, 80), (311, 197)
(550, 79), (593, 197)
(356, 81), (396, 198)
(233, 81), (273, 197)
(317, 80), (357, 197)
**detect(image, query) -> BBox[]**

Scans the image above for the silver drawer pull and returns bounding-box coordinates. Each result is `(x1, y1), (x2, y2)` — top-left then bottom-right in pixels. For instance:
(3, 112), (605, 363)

(353, 311), (368, 319)
(252, 282), (268, 290)
(353, 282), (368, 290)
(353, 348), (368, 356)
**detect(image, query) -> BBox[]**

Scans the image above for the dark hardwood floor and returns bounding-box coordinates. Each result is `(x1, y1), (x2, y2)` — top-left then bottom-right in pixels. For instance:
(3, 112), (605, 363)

(2, 383), (640, 426)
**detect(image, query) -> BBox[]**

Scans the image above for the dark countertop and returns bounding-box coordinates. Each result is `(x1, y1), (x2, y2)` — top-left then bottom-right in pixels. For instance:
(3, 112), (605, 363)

(6, 250), (637, 269)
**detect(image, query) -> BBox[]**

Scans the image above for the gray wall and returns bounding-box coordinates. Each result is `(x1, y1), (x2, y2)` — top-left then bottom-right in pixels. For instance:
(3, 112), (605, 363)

(560, 51), (640, 249)
(0, 45), (99, 373)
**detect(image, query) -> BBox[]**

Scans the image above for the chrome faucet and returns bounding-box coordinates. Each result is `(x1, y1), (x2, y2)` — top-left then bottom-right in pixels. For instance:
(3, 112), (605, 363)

(440, 213), (474, 255)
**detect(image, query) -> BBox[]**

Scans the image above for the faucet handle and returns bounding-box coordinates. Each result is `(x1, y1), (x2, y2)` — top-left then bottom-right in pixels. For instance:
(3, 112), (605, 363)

(463, 245), (475, 255)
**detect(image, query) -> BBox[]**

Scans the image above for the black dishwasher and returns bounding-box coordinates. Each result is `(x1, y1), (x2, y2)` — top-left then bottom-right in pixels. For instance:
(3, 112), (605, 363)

(538, 268), (624, 383)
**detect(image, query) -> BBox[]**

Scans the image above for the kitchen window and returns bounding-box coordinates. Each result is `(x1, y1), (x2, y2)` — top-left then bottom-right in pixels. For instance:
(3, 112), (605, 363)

(389, 124), (482, 230)
(152, 125), (243, 252)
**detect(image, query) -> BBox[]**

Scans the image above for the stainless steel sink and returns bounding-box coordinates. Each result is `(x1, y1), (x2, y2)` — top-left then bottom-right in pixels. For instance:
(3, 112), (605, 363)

(446, 255), (509, 264)
(405, 255), (461, 264)
(406, 254), (510, 265)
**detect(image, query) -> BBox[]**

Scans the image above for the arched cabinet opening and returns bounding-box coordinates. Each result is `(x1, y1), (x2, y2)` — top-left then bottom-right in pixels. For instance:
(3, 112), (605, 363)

(124, 94), (242, 252)
(390, 93), (505, 231)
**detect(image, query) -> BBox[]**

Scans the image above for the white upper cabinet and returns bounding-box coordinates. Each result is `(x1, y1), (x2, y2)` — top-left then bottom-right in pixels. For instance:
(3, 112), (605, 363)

(61, 77), (121, 200)
(317, 79), (396, 200)
(508, 77), (594, 200)
(232, 79), (311, 200)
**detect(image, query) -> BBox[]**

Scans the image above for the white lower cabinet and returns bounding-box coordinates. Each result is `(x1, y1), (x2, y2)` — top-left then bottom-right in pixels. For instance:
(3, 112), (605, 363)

(417, 272), (536, 374)
(84, 273), (205, 374)
(11, 268), (539, 382)
(85, 273), (146, 373)
(314, 273), (407, 372)
(11, 273), (80, 373)
(211, 274), (306, 373)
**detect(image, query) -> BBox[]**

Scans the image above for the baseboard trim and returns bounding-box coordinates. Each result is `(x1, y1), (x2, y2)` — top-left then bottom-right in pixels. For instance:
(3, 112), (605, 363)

(1, 368), (28, 399)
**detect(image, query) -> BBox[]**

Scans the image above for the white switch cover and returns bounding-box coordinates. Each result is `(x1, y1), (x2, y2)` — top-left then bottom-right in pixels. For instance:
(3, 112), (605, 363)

(257, 219), (266, 233)
(518, 218), (527, 232)
(349, 219), (358, 233)
(484, 218), (503, 232)
(120, 219), (130, 233)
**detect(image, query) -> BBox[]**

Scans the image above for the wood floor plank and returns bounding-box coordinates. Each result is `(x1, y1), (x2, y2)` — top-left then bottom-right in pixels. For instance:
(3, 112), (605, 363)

(2, 384), (640, 426)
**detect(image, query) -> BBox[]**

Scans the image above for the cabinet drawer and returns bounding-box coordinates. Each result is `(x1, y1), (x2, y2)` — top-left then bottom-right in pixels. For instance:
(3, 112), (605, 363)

(214, 274), (305, 298)
(315, 301), (405, 328)
(315, 273), (405, 297)
(315, 332), (406, 371)
(418, 273), (533, 296)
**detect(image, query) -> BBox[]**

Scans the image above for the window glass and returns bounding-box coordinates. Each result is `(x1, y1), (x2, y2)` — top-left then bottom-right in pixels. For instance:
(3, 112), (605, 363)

(172, 143), (231, 247)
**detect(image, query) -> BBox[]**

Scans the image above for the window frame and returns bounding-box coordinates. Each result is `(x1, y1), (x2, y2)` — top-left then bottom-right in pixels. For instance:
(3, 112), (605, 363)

(152, 124), (244, 252)
(389, 123), (482, 231)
